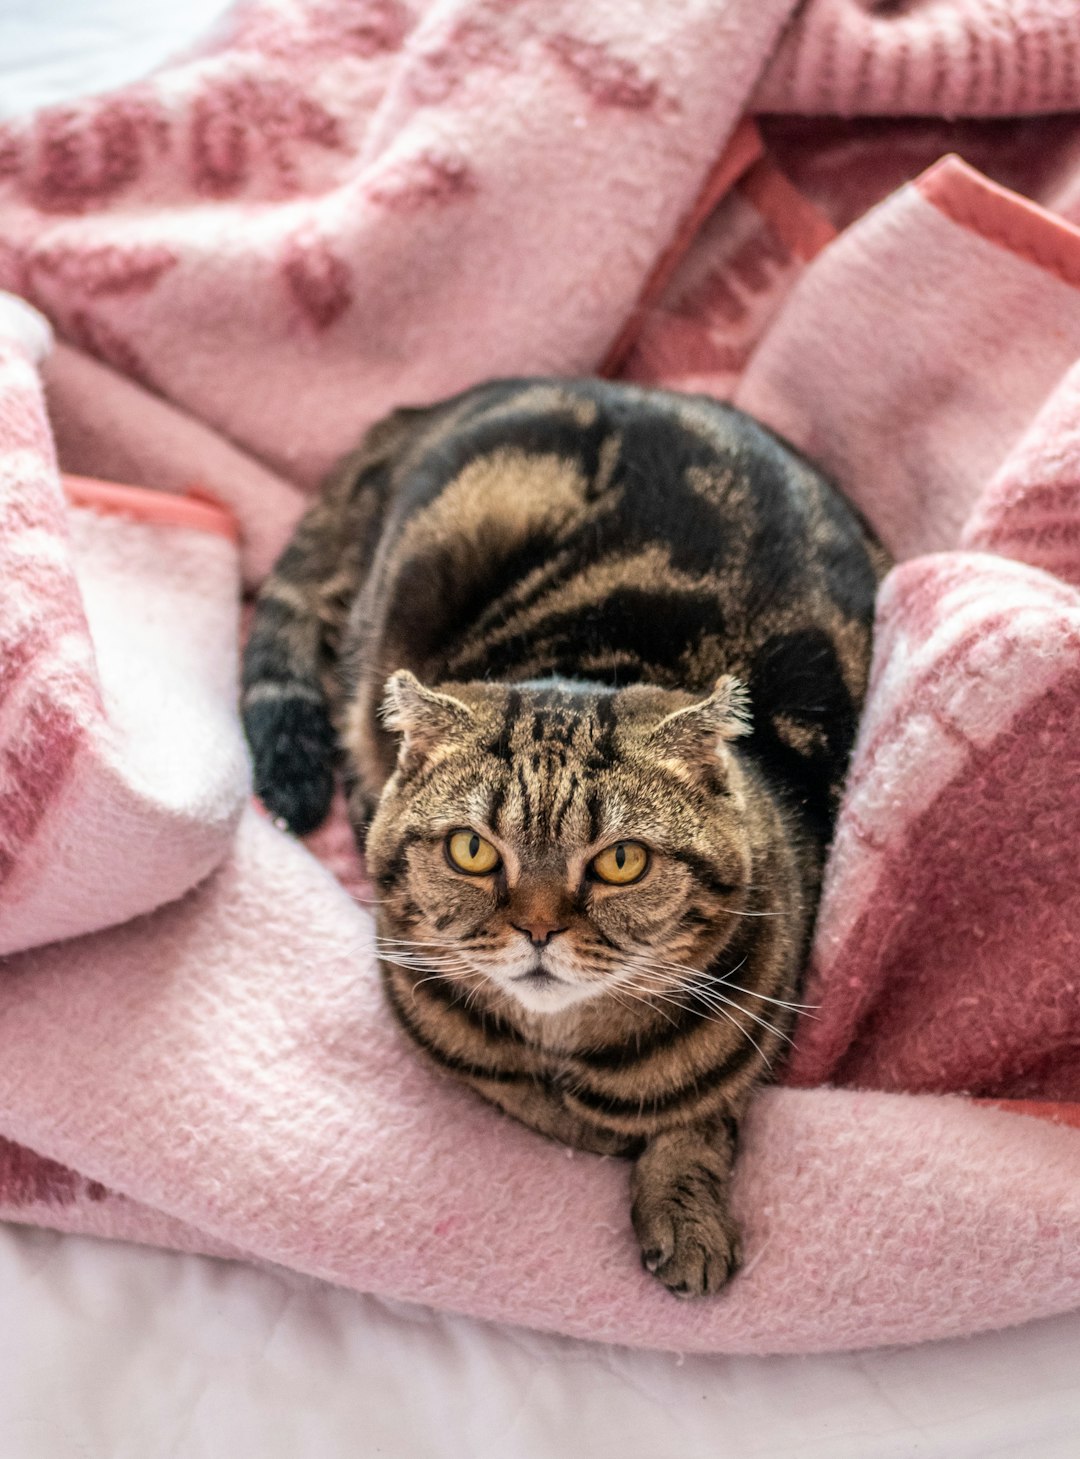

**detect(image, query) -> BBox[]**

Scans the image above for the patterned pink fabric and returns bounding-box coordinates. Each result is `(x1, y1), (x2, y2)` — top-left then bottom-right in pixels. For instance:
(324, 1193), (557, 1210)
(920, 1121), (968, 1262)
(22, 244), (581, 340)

(1, 0), (1080, 1356)
(0, 308), (249, 956)
(0, 0), (799, 487)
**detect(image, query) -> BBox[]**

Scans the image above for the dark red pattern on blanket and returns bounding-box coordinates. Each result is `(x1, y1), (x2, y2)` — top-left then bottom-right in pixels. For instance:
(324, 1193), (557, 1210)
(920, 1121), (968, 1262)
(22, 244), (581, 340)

(0, 699), (85, 889)
(28, 244), (178, 298)
(282, 234), (354, 329)
(0, 1138), (107, 1207)
(189, 76), (345, 196)
(545, 33), (662, 112)
(367, 149), (479, 209)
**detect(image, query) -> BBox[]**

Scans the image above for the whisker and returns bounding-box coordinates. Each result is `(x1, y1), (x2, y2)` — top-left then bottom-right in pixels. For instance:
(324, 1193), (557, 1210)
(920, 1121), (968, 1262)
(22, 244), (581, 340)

(713, 980), (820, 1017)
(617, 975), (775, 1070)
(605, 981), (679, 1029)
(638, 953), (817, 1013)
(617, 959), (791, 1059)
(407, 969), (488, 1004)
(382, 958), (475, 977)
(634, 963), (794, 1042)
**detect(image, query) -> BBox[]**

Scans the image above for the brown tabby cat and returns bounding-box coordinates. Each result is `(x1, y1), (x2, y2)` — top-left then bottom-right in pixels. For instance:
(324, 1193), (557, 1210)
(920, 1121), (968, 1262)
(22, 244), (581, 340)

(242, 378), (886, 1297)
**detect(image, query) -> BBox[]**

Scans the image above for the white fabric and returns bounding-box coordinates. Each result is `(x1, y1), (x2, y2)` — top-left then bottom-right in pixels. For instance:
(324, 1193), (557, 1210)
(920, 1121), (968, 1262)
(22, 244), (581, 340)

(5, 1224), (1080, 1459)
(0, 0), (230, 119)
(2, 4), (1080, 1457)
(0, 293), (51, 364)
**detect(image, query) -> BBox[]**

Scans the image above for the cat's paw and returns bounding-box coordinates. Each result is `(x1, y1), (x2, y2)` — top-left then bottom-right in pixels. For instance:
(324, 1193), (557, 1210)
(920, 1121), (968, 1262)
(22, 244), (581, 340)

(243, 692), (336, 836)
(632, 1176), (742, 1299)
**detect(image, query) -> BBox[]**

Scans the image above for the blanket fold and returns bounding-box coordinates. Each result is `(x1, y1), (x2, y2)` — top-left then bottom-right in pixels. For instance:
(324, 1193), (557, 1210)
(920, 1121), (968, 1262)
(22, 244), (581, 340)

(3, 808), (1079, 1356)
(0, 306), (250, 956)
(2, 0), (1080, 1357)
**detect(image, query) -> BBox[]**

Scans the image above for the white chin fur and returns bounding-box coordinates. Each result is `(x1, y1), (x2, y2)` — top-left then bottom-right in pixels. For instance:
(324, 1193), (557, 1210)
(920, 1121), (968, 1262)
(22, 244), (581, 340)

(499, 975), (600, 1016)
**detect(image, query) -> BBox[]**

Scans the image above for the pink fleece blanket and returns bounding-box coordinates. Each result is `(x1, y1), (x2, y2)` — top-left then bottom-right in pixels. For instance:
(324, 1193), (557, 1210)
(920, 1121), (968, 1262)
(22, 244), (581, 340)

(1, 0), (1080, 1356)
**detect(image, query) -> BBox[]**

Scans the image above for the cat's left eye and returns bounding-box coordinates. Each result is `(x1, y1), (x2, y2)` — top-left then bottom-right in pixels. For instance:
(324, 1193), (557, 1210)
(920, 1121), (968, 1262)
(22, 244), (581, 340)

(590, 841), (649, 886)
(446, 829), (501, 875)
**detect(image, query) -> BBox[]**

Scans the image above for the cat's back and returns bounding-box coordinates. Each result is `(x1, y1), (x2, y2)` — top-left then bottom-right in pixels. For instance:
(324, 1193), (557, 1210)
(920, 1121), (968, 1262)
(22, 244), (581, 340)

(347, 378), (885, 836)
(355, 377), (880, 681)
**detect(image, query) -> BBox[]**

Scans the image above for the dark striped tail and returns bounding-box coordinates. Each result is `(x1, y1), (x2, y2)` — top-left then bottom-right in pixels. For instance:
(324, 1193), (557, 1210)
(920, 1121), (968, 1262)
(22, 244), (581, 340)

(241, 416), (417, 834)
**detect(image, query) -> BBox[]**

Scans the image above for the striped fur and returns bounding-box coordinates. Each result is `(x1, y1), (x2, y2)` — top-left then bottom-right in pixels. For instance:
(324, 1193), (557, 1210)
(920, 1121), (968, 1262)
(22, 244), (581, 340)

(242, 379), (886, 1296)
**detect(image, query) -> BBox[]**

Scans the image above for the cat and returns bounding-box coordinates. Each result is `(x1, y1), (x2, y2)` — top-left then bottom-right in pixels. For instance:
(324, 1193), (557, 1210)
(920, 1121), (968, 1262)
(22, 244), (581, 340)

(242, 378), (887, 1297)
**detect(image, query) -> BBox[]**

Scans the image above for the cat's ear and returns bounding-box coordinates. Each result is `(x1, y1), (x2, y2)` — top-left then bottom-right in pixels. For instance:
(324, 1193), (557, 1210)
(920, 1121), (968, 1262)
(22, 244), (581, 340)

(381, 670), (473, 765)
(648, 676), (752, 763)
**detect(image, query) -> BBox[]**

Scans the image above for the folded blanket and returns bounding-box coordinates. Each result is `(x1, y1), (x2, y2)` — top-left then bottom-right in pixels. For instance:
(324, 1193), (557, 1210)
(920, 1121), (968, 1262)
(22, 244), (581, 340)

(1, 0), (1080, 1356)
(0, 300), (249, 956)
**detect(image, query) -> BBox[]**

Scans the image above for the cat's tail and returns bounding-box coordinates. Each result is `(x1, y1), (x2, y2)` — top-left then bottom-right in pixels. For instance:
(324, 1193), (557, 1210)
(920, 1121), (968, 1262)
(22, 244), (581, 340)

(241, 419), (410, 835)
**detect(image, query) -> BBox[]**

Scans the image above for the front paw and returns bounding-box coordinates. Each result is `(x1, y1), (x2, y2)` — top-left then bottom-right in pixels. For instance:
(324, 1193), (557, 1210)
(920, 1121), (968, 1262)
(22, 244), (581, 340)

(242, 692), (336, 836)
(632, 1173), (742, 1299)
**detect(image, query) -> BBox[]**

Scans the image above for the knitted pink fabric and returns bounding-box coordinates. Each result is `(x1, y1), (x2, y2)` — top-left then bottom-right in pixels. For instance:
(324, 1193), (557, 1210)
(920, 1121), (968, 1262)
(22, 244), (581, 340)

(1, 0), (1080, 1357)
(756, 0), (1080, 117)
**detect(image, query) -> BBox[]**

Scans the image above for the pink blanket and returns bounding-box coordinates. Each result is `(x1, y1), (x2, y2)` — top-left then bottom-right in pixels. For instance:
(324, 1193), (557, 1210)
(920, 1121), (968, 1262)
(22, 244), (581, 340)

(2, 0), (1080, 1355)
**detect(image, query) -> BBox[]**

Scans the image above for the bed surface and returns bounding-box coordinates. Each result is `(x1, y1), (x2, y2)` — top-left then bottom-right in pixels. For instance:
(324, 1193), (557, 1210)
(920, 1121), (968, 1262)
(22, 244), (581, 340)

(2, 4), (1079, 1455)
(6, 1223), (1080, 1459)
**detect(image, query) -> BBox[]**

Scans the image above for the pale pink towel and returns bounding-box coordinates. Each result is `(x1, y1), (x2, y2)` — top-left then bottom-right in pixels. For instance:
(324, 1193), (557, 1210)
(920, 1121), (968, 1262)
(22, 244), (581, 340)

(736, 159), (1080, 560)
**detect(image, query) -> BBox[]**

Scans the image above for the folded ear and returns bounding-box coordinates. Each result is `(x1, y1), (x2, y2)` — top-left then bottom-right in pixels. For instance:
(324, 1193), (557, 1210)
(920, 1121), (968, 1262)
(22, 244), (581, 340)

(647, 676), (752, 764)
(381, 670), (473, 766)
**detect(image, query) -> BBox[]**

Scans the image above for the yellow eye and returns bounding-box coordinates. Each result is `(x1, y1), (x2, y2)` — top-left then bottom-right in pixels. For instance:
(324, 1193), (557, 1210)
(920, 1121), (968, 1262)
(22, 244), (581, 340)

(591, 841), (649, 886)
(446, 829), (501, 875)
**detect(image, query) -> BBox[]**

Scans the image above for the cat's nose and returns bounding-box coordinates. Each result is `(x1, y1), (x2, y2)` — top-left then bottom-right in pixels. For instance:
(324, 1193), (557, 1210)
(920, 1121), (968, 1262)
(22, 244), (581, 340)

(511, 921), (568, 948)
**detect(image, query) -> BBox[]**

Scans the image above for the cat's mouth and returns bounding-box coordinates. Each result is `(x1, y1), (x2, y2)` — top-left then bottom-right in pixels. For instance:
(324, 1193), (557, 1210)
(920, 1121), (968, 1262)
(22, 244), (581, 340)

(512, 966), (566, 987)
(501, 957), (599, 1014)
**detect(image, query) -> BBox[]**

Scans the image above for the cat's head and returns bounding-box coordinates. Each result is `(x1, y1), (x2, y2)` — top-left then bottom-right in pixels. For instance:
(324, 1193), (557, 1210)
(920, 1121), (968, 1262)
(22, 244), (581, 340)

(365, 671), (757, 1017)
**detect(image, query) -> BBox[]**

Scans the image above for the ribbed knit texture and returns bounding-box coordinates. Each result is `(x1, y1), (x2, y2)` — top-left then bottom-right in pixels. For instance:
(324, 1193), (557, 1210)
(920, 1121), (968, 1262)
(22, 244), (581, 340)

(757, 0), (1080, 117)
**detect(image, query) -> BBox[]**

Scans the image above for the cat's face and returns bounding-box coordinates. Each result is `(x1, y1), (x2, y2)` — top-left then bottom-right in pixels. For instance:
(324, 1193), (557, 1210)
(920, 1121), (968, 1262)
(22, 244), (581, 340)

(365, 672), (755, 1017)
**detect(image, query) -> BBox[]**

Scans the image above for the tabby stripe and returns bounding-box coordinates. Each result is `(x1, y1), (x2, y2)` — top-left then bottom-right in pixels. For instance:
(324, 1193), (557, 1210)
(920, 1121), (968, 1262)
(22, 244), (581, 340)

(668, 849), (739, 898)
(565, 1036), (761, 1119)
(551, 771), (579, 840)
(374, 829), (423, 893)
(516, 762), (532, 829)
(585, 695), (619, 773)
(382, 971), (528, 1084)
(576, 923), (759, 1071)
(585, 789), (603, 845)
(484, 690), (522, 764)
(241, 679), (325, 706)
(464, 584), (728, 682)
(408, 967), (525, 1044)
(575, 999), (702, 1069)
(487, 781), (507, 833)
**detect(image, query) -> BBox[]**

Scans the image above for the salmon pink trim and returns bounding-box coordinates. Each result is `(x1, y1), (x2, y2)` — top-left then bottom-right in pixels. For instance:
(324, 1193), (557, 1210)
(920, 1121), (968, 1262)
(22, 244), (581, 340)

(977, 1099), (1080, 1132)
(602, 118), (764, 377)
(63, 474), (240, 543)
(916, 157), (1080, 292)
(736, 157), (837, 263)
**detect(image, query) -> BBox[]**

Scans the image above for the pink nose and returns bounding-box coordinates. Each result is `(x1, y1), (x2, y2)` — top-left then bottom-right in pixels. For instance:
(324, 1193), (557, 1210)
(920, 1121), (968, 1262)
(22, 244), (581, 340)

(511, 921), (568, 948)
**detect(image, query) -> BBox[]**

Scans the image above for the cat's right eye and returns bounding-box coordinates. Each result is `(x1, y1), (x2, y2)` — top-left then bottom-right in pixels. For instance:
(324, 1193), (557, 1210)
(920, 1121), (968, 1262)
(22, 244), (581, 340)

(590, 841), (649, 886)
(445, 829), (501, 876)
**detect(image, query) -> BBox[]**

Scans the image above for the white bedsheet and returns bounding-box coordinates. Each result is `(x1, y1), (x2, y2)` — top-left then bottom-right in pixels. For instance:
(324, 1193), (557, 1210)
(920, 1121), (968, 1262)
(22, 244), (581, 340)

(2, 4), (1080, 1456)
(5, 1224), (1080, 1459)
